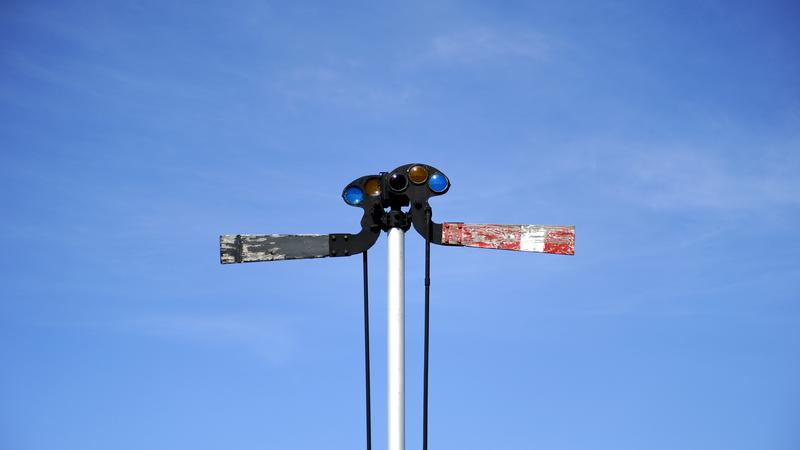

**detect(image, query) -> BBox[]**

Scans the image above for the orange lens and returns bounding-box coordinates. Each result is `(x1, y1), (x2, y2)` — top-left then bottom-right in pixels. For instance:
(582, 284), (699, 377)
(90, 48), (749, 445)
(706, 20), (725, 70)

(408, 165), (428, 184)
(364, 178), (381, 196)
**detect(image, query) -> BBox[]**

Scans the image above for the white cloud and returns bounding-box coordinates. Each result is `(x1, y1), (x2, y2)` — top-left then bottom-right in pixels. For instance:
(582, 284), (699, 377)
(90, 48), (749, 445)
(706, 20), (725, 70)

(272, 65), (417, 111)
(622, 150), (800, 210)
(538, 139), (800, 212)
(430, 27), (550, 64)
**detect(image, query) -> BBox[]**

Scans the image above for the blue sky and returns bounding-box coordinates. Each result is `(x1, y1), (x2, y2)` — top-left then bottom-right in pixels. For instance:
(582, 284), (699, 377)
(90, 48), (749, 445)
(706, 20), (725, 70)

(1, 1), (798, 449)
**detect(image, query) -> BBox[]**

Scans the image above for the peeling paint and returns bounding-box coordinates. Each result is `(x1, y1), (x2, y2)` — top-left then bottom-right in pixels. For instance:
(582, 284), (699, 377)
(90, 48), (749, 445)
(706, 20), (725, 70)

(220, 234), (330, 264)
(440, 223), (574, 255)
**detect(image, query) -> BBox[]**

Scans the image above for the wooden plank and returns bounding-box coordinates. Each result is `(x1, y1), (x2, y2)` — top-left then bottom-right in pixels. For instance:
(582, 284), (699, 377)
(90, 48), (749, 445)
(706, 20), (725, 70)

(440, 223), (575, 255)
(220, 234), (330, 264)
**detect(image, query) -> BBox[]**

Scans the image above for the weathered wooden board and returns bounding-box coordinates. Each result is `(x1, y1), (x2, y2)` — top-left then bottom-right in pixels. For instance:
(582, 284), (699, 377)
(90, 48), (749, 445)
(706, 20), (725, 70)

(440, 223), (575, 255)
(220, 234), (330, 264)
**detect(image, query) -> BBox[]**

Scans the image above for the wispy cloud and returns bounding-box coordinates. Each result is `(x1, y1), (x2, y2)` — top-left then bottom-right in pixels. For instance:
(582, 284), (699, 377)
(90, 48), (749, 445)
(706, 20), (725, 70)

(621, 150), (800, 210)
(270, 26), (551, 109)
(430, 27), (551, 64)
(532, 138), (800, 212)
(272, 65), (417, 111)
(126, 314), (298, 365)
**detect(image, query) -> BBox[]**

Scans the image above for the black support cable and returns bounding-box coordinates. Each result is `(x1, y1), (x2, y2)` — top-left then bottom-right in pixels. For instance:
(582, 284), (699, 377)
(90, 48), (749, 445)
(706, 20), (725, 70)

(362, 251), (372, 450)
(423, 208), (432, 450)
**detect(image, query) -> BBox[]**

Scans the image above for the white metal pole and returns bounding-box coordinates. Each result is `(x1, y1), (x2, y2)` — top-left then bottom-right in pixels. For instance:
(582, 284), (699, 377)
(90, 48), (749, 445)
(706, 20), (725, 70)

(387, 227), (405, 450)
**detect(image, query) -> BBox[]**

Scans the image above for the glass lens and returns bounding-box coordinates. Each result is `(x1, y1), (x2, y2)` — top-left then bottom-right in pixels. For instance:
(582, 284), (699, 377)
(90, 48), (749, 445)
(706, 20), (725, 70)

(364, 178), (381, 196)
(388, 173), (408, 191)
(428, 173), (449, 193)
(408, 165), (428, 184)
(343, 186), (365, 205)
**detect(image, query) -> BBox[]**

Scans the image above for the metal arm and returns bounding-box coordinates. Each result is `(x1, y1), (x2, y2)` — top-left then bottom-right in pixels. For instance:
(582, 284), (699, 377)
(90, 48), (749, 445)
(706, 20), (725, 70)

(220, 234), (330, 263)
(219, 223), (382, 264)
(438, 223), (574, 255)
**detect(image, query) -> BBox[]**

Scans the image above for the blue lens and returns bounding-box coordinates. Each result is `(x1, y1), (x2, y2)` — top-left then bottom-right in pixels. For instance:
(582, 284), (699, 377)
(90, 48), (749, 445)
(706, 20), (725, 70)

(428, 173), (449, 193)
(343, 186), (365, 205)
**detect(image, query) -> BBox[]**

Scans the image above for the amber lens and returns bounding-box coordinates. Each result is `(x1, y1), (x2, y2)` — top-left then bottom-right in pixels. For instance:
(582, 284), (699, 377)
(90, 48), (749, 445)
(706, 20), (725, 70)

(408, 165), (428, 184)
(364, 178), (381, 196)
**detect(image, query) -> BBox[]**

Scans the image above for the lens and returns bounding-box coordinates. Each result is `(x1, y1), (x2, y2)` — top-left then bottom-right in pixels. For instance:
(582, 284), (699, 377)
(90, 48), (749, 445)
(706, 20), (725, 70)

(428, 173), (449, 193)
(343, 186), (365, 205)
(388, 173), (408, 191)
(408, 165), (428, 184)
(364, 178), (381, 196)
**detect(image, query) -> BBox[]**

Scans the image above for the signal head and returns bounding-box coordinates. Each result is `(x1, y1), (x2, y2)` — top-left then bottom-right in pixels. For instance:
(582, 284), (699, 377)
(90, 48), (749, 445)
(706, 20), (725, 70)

(342, 163), (450, 210)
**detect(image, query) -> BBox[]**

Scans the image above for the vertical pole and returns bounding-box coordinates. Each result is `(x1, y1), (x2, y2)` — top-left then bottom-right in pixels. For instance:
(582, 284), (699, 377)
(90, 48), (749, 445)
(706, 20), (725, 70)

(387, 227), (405, 450)
(363, 252), (372, 450)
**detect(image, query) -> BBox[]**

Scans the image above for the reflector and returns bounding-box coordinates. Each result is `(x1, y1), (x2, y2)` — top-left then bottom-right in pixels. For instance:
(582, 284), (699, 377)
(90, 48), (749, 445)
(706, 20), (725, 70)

(365, 178), (381, 196)
(408, 165), (428, 184)
(428, 173), (448, 193)
(343, 186), (365, 205)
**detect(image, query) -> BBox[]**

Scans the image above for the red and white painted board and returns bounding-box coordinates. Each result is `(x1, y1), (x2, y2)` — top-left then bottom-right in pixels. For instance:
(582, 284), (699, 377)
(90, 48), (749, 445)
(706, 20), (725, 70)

(441, 223), (575, 255)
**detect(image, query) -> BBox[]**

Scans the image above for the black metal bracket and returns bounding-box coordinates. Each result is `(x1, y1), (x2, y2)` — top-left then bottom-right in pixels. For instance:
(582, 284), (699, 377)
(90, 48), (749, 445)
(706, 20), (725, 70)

(381, 210), (411, 232)
(329, 233), (353, 257)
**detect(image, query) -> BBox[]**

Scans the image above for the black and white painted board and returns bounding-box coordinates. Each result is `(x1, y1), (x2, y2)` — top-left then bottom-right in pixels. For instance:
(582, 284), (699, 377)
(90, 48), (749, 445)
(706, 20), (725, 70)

(220, 234), (330, 263)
